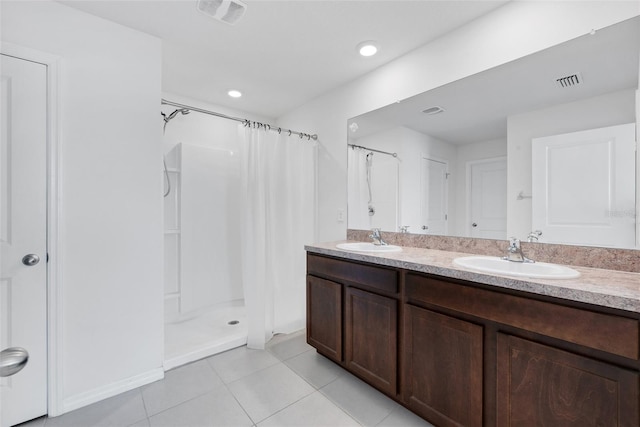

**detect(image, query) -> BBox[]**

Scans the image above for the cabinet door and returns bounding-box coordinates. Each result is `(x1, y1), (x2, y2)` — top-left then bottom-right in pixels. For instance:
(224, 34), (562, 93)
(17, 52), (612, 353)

(307, 275), (342, 362)
(497, 334), (639, 427)
(345, 287), (397, 396)
(403, 305), (483, 427)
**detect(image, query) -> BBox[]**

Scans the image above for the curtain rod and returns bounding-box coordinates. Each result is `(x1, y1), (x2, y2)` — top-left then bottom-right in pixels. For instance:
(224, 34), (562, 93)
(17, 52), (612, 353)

(161, 98), (318, 141)
(348, 144), (397, 158)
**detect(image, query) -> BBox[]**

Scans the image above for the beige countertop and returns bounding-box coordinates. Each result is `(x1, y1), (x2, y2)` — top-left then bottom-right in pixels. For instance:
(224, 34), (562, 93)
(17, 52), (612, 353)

(306, 241), (640, 314)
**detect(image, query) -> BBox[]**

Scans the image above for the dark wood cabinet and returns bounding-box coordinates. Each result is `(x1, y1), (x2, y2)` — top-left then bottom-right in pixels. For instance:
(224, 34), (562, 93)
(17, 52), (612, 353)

(306, 275), (342, 362)
(496, 333), (639, 427)
(306, 252), (640, 427)
(403, 304), (483, 427)
(306, 253), (399, 396)
(345, 286), (397, 396)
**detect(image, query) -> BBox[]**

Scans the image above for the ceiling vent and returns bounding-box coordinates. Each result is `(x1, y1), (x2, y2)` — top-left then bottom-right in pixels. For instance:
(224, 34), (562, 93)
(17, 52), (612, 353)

(555, 73), (583, 88)
(197, 0), (247, 25)
(422, 106), (445, 115)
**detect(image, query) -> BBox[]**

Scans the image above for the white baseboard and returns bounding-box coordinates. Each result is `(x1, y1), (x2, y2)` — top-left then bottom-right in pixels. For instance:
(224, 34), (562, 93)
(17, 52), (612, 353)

(60, 368), (164, 414)
(275, 320), (306, 336)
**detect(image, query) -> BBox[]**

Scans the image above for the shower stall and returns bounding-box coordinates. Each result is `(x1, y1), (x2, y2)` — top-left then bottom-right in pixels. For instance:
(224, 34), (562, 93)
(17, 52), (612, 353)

(162, 102), (247, 370)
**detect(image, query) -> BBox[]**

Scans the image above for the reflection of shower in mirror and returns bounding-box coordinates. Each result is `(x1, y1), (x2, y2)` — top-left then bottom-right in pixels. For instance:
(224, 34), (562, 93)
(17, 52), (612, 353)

(347, 144), (399, 231)
(366, 152), (375, 217)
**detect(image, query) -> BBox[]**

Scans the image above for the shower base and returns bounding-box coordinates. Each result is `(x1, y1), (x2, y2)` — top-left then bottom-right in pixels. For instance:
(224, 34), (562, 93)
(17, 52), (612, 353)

(164, 299), (247, 370)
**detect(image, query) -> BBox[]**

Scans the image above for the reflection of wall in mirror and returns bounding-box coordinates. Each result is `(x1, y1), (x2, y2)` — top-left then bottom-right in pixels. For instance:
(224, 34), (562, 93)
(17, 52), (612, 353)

(507, 88), (636, 240)
(637, 87), (640, 247)
(400, 129), (456, 234)
(349, 126), (509, 236)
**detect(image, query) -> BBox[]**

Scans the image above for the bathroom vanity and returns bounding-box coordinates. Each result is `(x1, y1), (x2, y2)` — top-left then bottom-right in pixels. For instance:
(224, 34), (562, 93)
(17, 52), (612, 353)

(305, 242), (640, 427)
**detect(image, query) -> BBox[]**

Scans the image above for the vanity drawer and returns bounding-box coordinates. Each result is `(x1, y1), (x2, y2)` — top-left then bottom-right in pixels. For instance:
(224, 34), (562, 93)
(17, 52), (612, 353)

(307, 254), (398, 294)
(406, 272), (639, 360)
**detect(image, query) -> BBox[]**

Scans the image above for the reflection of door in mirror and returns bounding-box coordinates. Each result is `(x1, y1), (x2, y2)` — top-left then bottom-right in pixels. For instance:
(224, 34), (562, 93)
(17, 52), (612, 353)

(468, 157), (507, 239)
(420, 157), (448, 235)
(347, 148), (398, 231)
(532, 123), (636, 248)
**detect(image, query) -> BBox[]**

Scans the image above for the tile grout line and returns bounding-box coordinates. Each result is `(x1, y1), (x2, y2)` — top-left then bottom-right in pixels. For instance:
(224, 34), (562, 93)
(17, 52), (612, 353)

(251, 386), (321, 426)
(225, 359), (316, 425)
(142, 360), (227, 421)
(263, 359), (363, 426)
(219, 378), (258, 426)
(144, 381), (230, 422)
(138, 387), (151, 423)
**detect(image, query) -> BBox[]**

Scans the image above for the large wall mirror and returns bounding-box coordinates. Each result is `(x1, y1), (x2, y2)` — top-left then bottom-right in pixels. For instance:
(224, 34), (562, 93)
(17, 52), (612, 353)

(347, 16), (639, 249)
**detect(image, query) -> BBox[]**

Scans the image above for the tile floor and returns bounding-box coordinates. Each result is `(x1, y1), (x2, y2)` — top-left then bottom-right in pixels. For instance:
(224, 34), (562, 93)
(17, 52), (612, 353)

(17, 331), (434, 427)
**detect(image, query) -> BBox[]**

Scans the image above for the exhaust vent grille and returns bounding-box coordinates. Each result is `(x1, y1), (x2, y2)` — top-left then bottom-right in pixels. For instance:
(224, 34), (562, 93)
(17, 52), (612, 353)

(555, 73), (583, 88)
(197, 0), (247, 25)
(422, 106), (445, 115)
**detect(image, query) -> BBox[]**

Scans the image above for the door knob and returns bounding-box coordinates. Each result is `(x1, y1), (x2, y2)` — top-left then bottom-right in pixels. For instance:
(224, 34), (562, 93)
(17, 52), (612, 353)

(22, 254), (40, 266)
(0, 347), (29, 377)
(472, 223), (478, 227)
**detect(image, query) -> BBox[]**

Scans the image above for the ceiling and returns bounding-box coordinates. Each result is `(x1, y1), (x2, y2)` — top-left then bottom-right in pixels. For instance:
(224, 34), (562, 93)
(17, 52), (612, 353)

(58, 0), (509, 118)
(349, 15), (640, 145)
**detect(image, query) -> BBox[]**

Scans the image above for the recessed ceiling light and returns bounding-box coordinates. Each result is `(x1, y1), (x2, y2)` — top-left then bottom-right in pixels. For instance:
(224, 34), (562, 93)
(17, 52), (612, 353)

(357, 41), (378, 57)
(228, 89), (242, 98)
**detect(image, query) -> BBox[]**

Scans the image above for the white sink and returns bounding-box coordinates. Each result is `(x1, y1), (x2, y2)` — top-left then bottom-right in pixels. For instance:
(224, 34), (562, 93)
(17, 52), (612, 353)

(336, 242), (402, 253)
(453, 256), (580, 279)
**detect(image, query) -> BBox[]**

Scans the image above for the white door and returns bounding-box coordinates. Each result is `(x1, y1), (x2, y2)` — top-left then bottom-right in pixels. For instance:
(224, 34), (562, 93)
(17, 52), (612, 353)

(532, 123), (636, 248)
(420, 158), (447, 235)
(0, 54), (48, 426)
(468, 158), (507, 239)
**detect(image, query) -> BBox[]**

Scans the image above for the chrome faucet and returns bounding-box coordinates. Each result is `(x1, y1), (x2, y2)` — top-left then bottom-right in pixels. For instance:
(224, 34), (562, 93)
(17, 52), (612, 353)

(369, 228), (387, 246)
(503, 237), (533, 263)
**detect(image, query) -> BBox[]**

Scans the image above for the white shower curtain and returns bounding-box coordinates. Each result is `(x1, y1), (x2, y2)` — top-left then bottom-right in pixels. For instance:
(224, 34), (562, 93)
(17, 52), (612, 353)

(238, 125), (317, 349)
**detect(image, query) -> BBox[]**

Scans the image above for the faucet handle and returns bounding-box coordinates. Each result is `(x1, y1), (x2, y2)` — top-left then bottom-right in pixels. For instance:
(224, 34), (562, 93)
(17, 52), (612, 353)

(527, 230), (542, 242)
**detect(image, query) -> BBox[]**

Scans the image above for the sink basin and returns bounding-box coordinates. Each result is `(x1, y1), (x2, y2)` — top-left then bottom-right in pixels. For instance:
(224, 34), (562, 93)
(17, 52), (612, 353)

(336, 242), (402, 253)
(453, 256), (580, 279)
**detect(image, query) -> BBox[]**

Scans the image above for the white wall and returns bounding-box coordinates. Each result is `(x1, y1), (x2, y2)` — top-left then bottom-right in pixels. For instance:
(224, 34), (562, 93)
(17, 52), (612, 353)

(507, 88), (636, 238)
(1, 0), (164, 413)
(278, 1), (640, 243)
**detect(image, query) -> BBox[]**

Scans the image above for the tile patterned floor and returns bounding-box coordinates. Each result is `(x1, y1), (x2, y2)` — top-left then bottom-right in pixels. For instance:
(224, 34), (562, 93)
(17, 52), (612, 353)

(16, 331), (434, 427)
